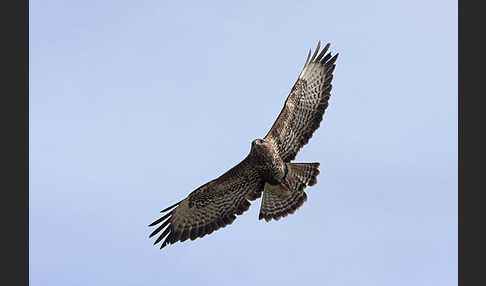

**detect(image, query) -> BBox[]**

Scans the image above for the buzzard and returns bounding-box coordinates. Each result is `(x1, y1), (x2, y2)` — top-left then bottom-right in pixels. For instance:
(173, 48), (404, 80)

(149, 41), (338, 249)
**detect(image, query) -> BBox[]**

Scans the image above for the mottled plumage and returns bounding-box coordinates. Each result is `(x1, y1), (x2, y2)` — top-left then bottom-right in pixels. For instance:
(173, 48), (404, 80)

(149, 41), (338, 249)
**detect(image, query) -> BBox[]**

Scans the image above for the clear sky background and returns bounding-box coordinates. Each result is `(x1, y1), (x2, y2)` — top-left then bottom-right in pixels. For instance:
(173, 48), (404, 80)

(30, 1), (457, 285)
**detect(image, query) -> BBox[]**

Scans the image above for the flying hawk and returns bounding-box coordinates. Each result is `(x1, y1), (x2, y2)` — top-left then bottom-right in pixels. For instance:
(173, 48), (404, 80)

(149, 41), (338, 249)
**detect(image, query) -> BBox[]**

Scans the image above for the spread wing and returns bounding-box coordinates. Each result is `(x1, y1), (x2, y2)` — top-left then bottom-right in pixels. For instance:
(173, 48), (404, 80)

(265, 41), (338, 162)
(148, 156), (264, 249)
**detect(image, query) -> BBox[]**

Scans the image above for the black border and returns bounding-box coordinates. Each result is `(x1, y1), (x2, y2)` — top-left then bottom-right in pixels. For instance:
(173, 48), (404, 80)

(459, 0), (484, 285)
(4, 0), (29, 284)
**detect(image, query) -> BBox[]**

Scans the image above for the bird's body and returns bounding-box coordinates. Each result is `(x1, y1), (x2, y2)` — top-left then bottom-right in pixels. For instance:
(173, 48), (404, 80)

(149, 41), (339, 249)
(249, 139), (287, 185)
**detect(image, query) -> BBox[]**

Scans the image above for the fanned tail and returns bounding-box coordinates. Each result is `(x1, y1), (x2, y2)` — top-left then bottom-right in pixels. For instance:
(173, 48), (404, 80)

(258, 162), (320, 222)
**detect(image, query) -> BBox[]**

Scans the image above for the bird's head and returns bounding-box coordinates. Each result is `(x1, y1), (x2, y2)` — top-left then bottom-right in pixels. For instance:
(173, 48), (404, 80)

(251, 138), (264, 146)
(250, 138), (267, 153)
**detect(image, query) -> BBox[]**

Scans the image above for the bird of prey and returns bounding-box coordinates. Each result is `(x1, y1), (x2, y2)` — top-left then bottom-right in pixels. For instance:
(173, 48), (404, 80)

(149, 41), (338, 249)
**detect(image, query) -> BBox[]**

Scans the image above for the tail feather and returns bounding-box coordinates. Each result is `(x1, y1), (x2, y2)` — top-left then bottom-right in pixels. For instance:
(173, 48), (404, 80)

(288, 162), (320, 186)
(258, 162), (320, 222)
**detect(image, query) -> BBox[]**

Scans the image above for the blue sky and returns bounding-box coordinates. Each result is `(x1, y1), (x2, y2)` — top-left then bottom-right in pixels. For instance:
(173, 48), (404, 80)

(30, 1), (457, 285)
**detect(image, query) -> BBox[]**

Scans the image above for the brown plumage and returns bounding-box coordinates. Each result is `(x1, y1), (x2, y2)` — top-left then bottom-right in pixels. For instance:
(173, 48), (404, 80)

(149, 41), (338, 249)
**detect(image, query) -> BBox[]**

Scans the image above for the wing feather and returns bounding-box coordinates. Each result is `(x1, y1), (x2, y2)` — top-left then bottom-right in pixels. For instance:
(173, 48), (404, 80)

(148, 156), (264, 249)
(265, 41), (338, 162)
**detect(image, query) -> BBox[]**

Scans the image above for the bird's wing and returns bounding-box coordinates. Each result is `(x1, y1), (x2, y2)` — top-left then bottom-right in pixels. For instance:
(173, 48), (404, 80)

(149, 156), (264, 249)
(264, 41), (338, 162)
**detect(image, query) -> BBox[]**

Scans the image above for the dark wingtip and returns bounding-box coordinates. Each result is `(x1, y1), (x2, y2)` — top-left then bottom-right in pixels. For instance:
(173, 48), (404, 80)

(315, 43), (331, 62)
(148, 219), (161, 227)
(149, 211), (173, 227)
(149, 219), (171, 238)
(328, 53), (339, 65)
(309, 41), (321, 63)
(153, 226), (171, 245)
(160, 200), (181, 213)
